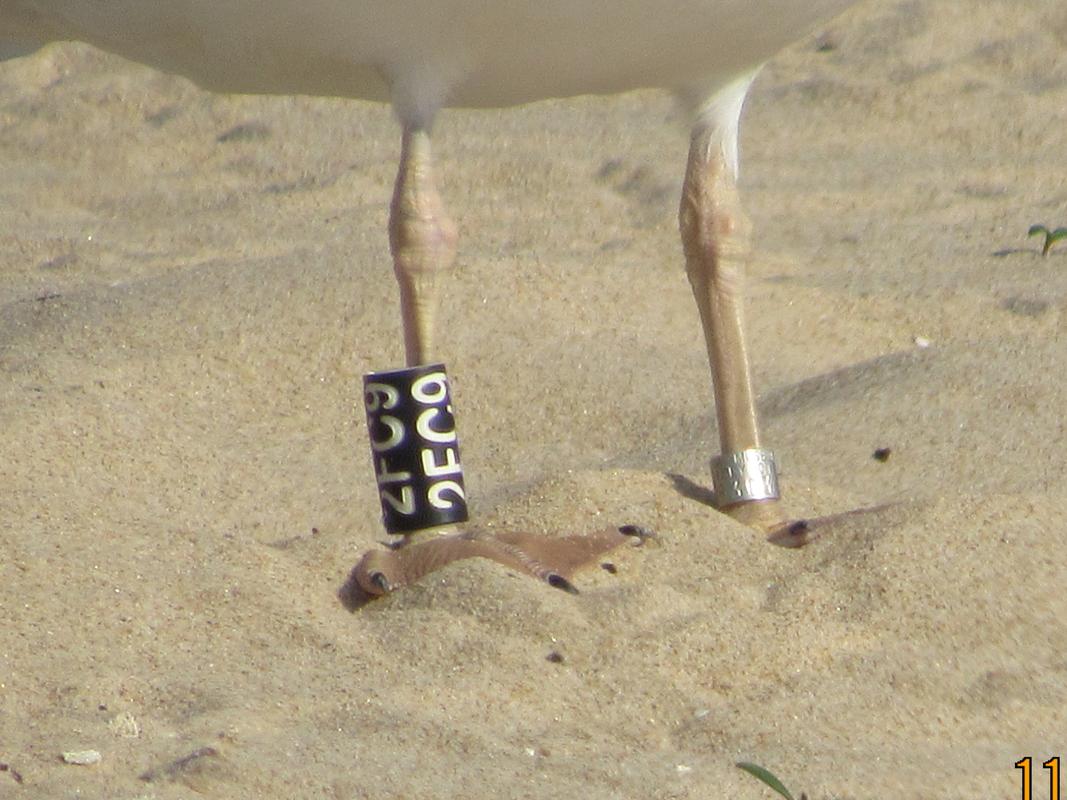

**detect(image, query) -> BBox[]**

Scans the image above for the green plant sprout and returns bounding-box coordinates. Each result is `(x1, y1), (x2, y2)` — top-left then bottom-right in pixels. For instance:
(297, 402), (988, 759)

(736, 762), (807, 800)
(1028, 224), (1067, 257)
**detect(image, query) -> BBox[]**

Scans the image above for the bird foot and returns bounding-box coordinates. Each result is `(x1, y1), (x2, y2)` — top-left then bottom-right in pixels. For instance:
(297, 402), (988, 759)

(349, 523), (654, 600)
(717, 494), (895, 547)
(721, 498), (789, 534)
(765, 503), (897, 548)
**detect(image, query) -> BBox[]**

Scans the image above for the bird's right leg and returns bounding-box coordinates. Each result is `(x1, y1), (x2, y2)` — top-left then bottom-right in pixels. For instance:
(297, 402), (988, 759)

(679, 117), (786, 534)
(679, 115), (892, 546)
(389, 124), (457, 366)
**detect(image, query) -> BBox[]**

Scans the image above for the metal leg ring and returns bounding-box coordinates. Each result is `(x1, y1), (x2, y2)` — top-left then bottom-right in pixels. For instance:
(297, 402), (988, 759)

(711, 448), (780, 507)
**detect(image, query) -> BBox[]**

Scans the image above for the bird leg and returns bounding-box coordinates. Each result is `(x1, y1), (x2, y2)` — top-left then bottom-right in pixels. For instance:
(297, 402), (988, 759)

(364, 125), (469, 539)
(389, 125), (458, 366)
(679, 121), (784, 532)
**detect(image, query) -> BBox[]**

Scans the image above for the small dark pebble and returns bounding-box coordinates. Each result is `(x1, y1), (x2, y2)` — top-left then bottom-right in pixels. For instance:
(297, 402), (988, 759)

(873, 447), (892, 462)
(601, 562), (617, 574)
(1, 763), (24, 784)
(546, 651), (565, 664)
(311, 527), (319, 535)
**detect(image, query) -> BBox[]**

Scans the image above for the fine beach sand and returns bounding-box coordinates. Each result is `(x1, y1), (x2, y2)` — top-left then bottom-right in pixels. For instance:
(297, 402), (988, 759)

(2, 0), (1066, 797)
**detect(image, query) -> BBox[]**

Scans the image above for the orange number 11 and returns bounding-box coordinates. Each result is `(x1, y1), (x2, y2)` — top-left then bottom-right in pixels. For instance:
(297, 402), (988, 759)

(1016, 757), (1061, 800)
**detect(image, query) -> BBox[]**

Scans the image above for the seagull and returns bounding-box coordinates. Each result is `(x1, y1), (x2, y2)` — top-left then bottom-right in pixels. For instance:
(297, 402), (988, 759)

(4, 0), (861, 541)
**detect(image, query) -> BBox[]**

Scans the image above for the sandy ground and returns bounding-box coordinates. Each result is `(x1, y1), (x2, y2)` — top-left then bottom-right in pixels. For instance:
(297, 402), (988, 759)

(2, 0), (1067, 797)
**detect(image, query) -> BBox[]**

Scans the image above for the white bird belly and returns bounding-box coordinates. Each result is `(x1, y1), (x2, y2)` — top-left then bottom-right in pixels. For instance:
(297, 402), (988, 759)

(3, 0), (857, 114)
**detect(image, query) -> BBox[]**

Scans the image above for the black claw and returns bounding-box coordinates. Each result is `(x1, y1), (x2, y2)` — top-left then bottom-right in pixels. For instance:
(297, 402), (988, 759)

(547, 573), (579, 594)
(370, 572), (393, 593)
(618, 524), (654, 541)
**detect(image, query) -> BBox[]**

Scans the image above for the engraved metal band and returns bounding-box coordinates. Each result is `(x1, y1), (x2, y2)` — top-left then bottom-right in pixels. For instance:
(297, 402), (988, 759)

(711, 448), (780, 507)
